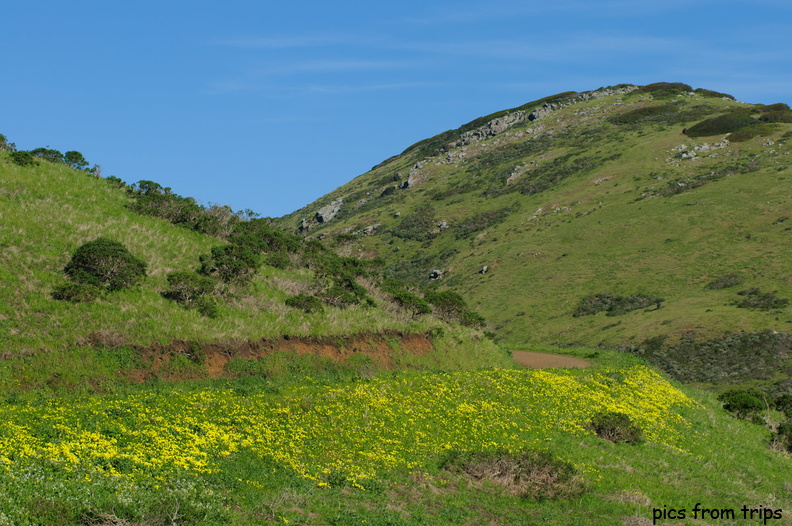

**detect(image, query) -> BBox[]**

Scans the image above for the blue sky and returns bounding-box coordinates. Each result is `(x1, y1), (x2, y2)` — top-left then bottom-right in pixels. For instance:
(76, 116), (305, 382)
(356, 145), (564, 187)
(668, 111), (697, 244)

(2, 0), (790, 218)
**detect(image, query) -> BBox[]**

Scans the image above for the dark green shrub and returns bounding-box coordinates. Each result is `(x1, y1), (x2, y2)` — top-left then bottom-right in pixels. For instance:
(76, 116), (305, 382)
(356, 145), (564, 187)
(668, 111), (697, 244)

(774, 421), (792, 453)
(0, 133), (15, 151)
(285, 294), (324, 313)
(199, 245), (259, 282)
(683, 112), (757, 137)
(733, 289), (789, 311)
(266, 251), (291, 269)
(608, 104), (680, 124)
(424, 289), (485, 327)
(51, 282), (102, 303)
(636, 82), (692, 98)
(759, 110), (792, 123)
(693, 88), (735, 100)
(588, 411), (644, 444)
(727, 123), (778, 142)
(390, 206), (438, 242)
(163, 271), (215, 305)
(573, 293), (662, 317)
(9, 151), (37, 166)
(454, 208), (511, 239)
(381, 280), (432, 314)
(760, 103), (790, 112)
(704, 274), (743, 290)
(775, 394), (792, 418)
(64, 151), (88, 170)
(717, 389), (765, 419)
(30, 147), (64, 163)
(64, 237), (147, 291)
(104, 176), (127, 189)
(439, 449), (584, 500)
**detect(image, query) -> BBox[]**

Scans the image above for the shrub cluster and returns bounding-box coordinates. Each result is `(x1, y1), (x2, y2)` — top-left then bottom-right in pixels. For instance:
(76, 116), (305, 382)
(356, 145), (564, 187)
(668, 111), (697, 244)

(424, 289), (485, 327)
(162, 271), (218, 317)
(439, 449), (584, 501)
(53, 238), (147, 303)
(704, 274), (743, 290)
(636, 82), (692, 98)
(588, 411), (644, 444)
(733, 288), (789, 311)
(573, 293), (663, 317)
(285, 294), (324, 313)
(453, 208), (512, 239)
(683, 112), (757, 137)
(390, 206), (438, 242)
(380, 280), (432, 314)
(717, 389), (765, 420)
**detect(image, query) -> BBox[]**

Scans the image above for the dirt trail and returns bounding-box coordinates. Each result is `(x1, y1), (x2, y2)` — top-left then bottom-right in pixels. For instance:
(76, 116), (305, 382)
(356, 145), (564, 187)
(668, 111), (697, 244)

(511, 350), (591, 369)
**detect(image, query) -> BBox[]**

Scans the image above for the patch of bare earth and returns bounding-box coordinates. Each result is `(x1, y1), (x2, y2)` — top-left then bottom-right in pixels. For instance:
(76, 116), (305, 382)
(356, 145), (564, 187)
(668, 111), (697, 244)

(511, 351), (591, 369)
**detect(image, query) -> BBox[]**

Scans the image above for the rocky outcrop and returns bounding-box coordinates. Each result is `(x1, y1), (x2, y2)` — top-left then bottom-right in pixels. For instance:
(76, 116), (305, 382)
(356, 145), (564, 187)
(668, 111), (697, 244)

(315, 198), (344, 223)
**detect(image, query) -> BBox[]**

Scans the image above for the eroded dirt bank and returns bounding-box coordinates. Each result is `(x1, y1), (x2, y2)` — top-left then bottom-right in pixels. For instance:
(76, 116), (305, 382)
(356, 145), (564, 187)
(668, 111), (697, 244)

(117, 331), (435, 381)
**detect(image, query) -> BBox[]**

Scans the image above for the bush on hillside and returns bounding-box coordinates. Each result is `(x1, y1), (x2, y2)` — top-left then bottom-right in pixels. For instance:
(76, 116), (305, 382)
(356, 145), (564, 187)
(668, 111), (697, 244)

(704, 274), (743, 290)
(727, 123), (778, 142)
(636, 82), (692, 98)
(285, 294), (324, 313)
(439, 449), (584, 500)
(0, 134), (15, 151)
(9, 151), (37, 166)
(733, 288), (789, 311)
(64, 151), (89, 171)
(454, 208), (512, 239)
(31, 147), (64, 164)
(773, 421), (792, 453)
(51, 282), (102, 303)
(717, 389), (765, 420)
(693, 88), (735, 100)
(608, 104), (680, 124)
(64, 238), (147, 291)
(381, 280), (432, 314)
(775, 394), (792, 419)
(198, 245), (259, 283)
(573, 293), (663, 317)
(162, 271), (218, 317)
(588, 411), (644, 444)
(683, 112), (757, 137)
(759, 110), (792, 123)
(424, 289), (485, 327)
(390, 206), (438, 242)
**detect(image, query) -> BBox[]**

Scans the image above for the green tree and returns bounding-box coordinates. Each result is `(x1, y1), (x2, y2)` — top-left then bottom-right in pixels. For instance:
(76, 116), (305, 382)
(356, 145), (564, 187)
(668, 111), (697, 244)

(64, 151), (89, 171)
(64, 237), (147, 291)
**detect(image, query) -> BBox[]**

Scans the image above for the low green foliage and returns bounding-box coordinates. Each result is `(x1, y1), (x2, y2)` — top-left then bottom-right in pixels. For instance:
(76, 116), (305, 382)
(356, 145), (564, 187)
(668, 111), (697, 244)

(704, 274), (743, 290)
(636, 82), (692, 98)
(162, 271), (218, 317)
(439, 449), (585, 501)
(454, 208), (512, 239)
(694, 88), (735, 99)
(285, 293), (324, 313)
(198, 244), (259, 283)
(9, 150), (37, 166)
(381, 280), (432, 314)
(588, 411), (644, 444)
(573, 293), (663, 317)
(424, 289), (485, 327)
(390, 205), (438, 241)
(684, 111), (757, 137)
(64, 237), (147, 291)
(733, 288), (789, 311)
(717, 389), (765, 420)
(51, 282), (102, 303)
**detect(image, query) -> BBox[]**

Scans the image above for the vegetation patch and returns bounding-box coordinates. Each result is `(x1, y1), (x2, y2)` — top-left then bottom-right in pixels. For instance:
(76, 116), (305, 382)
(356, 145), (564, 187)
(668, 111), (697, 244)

(683, 111), (758, 137)
(454, 208), (513, 239)
(63, 238), (147, 292)
(390, 206), (438, 242)
(588, 411), (644, 445)
(717, 389), (766, 421)
(704, 274), (743, 290)
(733, 288), (789, 311)
(573, 293), (663, 317)
(439, 449), (585, 500)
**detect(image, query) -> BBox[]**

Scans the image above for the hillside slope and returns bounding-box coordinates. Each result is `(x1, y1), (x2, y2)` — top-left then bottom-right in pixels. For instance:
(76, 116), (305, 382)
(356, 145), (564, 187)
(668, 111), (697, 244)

(0, 151), (508, 391)
(278, 83), (792, 387)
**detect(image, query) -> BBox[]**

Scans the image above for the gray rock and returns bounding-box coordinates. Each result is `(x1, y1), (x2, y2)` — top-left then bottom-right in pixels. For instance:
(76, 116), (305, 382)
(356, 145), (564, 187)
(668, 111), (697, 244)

(429, 269), (443, 280)
(315, 198), (344, 223)
(479, 265), (488, 274)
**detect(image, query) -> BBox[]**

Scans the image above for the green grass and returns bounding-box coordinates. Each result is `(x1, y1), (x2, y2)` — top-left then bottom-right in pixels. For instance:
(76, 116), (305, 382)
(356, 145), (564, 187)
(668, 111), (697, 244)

(0, 349), (789, 525)
(277, 84), (792, 388)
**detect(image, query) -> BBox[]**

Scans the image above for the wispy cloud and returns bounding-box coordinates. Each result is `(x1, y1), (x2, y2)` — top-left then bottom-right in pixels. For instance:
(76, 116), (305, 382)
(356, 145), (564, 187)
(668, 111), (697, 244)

(254, 59), (420, 76)
(211, 35), (352, 49)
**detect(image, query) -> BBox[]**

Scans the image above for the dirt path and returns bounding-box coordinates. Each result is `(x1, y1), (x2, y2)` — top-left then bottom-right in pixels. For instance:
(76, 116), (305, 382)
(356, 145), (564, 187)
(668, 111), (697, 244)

(511, 350), (591, 369)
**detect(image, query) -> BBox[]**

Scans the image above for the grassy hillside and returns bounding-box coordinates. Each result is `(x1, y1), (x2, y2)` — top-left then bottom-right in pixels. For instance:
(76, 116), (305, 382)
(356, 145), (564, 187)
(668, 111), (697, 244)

(0, 148), (509, 392)
(1, 349), (790, 525)
(277, 83), (792, 389)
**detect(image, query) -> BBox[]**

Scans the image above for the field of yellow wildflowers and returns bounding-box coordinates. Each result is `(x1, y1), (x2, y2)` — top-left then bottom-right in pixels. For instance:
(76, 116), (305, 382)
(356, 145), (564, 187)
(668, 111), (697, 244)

(0, 357), (789, 525)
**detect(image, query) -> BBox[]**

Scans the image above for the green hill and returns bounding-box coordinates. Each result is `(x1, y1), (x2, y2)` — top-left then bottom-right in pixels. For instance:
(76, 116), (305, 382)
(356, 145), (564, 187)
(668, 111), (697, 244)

(0, 146), (508, 392)
(277, 82), (792, 390)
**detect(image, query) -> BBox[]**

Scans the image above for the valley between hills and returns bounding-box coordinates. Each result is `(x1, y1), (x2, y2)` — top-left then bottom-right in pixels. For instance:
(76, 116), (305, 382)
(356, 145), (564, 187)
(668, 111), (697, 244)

(0, 82), (790, 525)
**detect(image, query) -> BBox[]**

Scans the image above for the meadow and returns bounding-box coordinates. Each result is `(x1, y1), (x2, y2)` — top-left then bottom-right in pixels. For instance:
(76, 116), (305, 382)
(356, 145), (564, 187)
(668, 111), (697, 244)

(0, 350), (789, 525)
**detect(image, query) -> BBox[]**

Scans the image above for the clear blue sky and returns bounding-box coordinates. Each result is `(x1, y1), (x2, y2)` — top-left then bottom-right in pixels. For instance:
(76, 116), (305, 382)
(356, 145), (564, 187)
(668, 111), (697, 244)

(2, 0), (790, 218)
